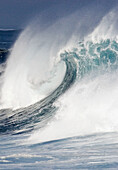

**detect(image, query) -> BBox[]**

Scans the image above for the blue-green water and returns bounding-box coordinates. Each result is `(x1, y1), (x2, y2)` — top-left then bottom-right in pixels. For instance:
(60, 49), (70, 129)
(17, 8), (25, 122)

(0, 23), (118, 169)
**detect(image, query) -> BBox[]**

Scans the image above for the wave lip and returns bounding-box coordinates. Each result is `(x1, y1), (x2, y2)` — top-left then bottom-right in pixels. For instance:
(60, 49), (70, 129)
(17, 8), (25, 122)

(0, 52), (77, 135)
(1, 5), (118, 142)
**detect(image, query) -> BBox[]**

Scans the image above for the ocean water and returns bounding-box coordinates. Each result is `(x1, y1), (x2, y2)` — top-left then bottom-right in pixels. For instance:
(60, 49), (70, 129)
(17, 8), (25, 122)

(1, 4), (118, 169)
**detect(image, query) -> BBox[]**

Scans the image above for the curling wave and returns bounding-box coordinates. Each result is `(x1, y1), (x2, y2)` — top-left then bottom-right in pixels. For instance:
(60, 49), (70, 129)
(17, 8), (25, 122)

(1, 7), (118, 144)
(0, 52), (77, 134)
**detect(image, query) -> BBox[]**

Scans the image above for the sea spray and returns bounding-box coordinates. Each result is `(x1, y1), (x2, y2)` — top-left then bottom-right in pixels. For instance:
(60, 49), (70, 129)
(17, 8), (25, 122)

(27, 9), (118, 143)
(0, 2), (111, 109)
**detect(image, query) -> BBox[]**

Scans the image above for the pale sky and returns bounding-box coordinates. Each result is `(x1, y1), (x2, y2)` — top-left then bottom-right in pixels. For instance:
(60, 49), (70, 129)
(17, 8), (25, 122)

(0, 0), (117, 29)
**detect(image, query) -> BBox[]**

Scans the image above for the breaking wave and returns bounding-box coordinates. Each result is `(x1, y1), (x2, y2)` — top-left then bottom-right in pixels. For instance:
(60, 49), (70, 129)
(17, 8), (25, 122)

(1, 6), (118, 143)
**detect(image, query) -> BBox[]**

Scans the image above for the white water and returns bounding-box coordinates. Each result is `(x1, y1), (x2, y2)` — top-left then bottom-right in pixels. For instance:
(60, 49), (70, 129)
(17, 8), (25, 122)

(27, 8), (118, 144)
(1, 2), (118, 144)
(28, 71), (118, 143)
(1, 22), (70, 109)
(0, 2), (112, 109)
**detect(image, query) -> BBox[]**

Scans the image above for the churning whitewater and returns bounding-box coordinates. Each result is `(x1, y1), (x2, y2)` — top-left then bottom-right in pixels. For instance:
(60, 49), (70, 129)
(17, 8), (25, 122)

(1, 2), (118, 169)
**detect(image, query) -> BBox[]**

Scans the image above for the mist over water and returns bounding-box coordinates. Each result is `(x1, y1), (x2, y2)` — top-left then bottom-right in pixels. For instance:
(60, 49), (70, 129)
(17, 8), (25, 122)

(1, 2), (116, 109)
(27, 9), (118, 143)
(1, 0), (118, 143)
(1, 1), (118, 169)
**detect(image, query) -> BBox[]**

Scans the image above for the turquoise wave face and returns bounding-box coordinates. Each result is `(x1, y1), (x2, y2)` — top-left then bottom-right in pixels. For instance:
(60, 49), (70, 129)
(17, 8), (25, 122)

(60, 39), (118, 79)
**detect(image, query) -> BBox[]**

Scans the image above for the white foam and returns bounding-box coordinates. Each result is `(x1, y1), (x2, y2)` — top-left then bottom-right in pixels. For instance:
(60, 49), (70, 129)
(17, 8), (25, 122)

(0, 2), (110, 109)
(27, 8), (118, 144)
(28, 71), (118, 143)
(0, 21), (69, 109)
